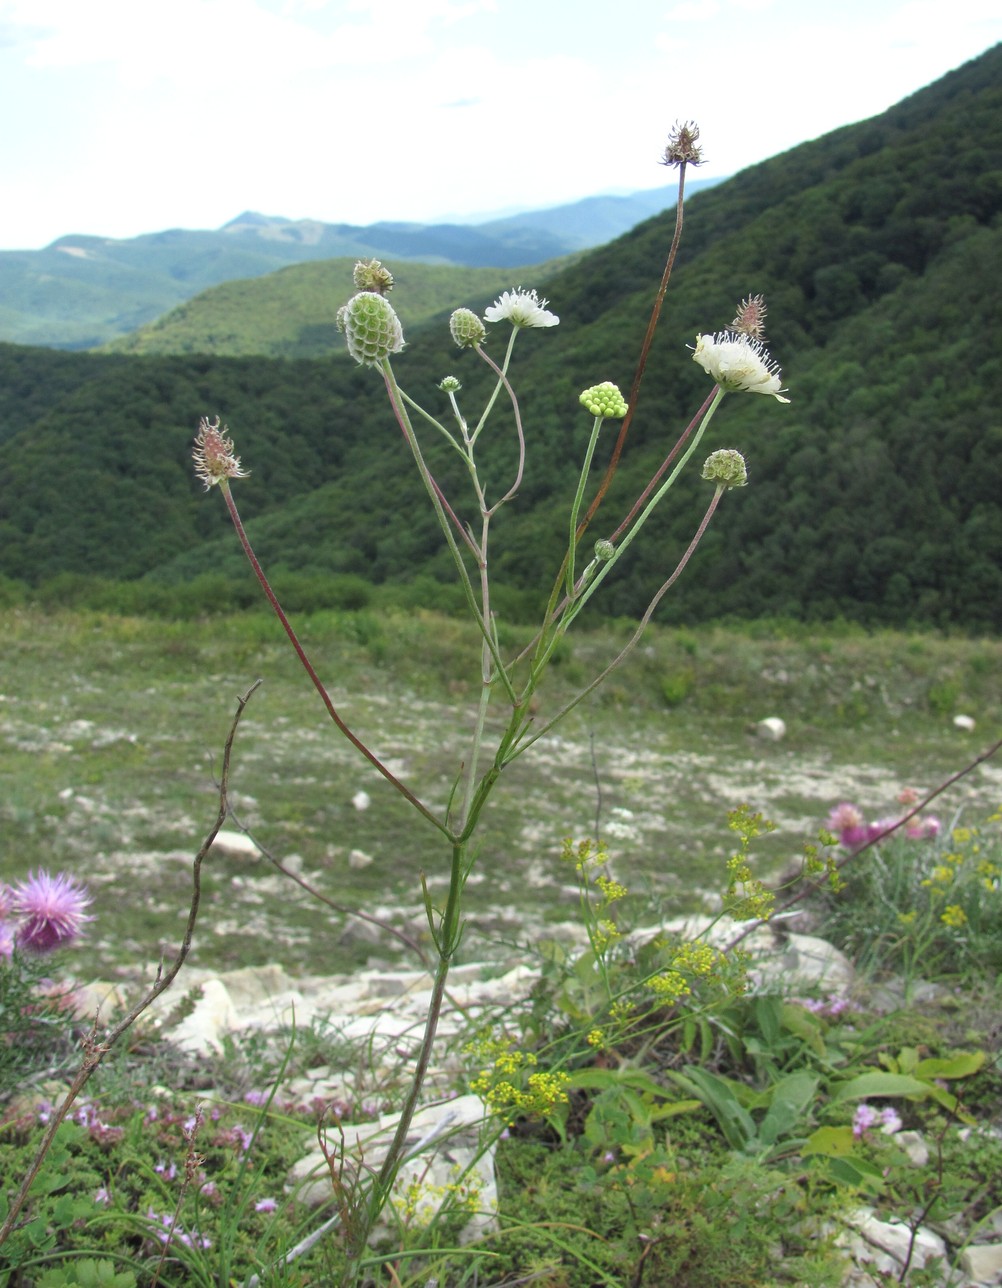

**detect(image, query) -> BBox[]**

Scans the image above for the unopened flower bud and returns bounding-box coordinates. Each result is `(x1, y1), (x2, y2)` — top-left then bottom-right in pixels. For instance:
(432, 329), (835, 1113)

(340, 291), (405, 366)
(594, 540), (616, 561)
(579, 382), (628, 419)
(353, 258), (394, 294)
(439, 375), (462, 392)
(701, 449), (748, 489)
(450, 308), (487, 348)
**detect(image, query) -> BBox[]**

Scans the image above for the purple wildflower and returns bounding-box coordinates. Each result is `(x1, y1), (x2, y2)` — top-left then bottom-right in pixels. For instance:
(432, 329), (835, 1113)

(852, 1104), (879, 1138)
(825, 804), (868, 850)
(254, 1197), (277, 1213)
(853, 1102), (902, 1139)
(905, 815), (941, 840)
(12, 870), (92, 953)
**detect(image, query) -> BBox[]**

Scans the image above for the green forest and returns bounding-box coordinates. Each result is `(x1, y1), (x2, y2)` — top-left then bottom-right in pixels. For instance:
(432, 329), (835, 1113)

(0, 43), (1000, 629)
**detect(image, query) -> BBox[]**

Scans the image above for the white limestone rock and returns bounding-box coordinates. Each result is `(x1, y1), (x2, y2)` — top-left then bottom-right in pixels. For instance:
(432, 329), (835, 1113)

(209, 829), (261, 859)
(837, 1206), (946, 1277)
(960, 1242), (1002, 1285)
(288, 1093), (497, 1245)
(633, 917), (854, 993)
(169, 978), (239, 1055)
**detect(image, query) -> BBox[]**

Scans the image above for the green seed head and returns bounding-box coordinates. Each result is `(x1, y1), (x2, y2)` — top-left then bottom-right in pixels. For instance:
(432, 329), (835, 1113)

(339, 291), (405, 366)
(439, 375), (462, 393)
(701, 449), (748, 489)
(450, 308), (487, 349)
(579, 382), (628, 419)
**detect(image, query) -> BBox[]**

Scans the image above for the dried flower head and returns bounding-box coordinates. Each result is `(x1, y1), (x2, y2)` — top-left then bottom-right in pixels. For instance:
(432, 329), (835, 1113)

(701, 449), (748, 489)
(579, 382), (628, 419)
(353, 259), (394, 294)
(729, 294), (767, 341)
(449, 308), (487, 349)
(193, 417), (249, 489)
(13, 869), (93, 953)
(339, 291), (405, 365)
(484, 288), (559, 329)
(691, 332), (790, 402)
(660, 120), (704, 168)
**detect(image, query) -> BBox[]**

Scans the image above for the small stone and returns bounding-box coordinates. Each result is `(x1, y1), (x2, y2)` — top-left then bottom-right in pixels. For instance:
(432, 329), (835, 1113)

(349, 849), (374, 869)
(954, 714), (976, 731)
(754, 716), (786, 741)
(960, 1242), (1002, 1285)
(352, 790), (371, 811)
(210, 829), (260, 859)
(896, 1130), (929, 1167)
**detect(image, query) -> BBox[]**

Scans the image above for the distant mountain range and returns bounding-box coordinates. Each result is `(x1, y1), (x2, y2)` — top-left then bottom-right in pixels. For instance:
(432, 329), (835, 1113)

(2, 44), (999, 630)
(0, 180), (721, 351)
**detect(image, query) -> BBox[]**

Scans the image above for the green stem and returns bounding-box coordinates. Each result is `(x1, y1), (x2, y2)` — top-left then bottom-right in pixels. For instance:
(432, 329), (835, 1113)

(508, 484), (726, 762)
(566, 415), (605, 597)
(380, 359), (517, 707)
(470, 329), (518, 446)
(344, 839), (467, 1275)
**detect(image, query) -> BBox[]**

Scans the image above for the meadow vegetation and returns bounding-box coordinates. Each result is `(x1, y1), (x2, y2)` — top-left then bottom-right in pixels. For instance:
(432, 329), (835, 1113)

(2, 46), (1002, 1285)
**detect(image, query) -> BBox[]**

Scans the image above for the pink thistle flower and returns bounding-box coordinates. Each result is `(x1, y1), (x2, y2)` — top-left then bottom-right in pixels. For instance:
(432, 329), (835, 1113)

(826, 803), (869, 849)
(826, 803), (864, 832)
(12, 869), (92, 953)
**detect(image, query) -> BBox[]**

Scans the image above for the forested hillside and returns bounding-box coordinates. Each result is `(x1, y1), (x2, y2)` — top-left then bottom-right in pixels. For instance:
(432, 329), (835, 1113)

(0, 44), (999, 628)
(102, 259), (574, 359)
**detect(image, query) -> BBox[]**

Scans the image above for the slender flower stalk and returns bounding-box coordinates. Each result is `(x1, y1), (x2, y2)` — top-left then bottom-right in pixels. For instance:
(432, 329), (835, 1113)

(512, 481), (728, 761)
(214, 476), (450, 838)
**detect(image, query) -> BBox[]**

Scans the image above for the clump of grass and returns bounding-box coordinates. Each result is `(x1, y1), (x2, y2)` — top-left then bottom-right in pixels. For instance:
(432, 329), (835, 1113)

(814, 808), (1002, 985)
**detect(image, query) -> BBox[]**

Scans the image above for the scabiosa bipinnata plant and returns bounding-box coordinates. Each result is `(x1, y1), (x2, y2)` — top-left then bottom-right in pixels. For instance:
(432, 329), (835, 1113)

(187, 118), (793, 1274)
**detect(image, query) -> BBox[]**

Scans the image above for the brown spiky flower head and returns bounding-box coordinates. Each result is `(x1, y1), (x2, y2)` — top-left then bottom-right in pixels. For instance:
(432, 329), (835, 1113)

(660, 120), (704, 168)
(353, 258), (394, 295)
(193, 417), (249, 489)
(729, 294), (767, 342)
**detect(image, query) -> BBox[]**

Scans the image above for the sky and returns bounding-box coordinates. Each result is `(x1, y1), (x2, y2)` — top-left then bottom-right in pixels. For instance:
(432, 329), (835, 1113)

(1, 0), (1000, 250)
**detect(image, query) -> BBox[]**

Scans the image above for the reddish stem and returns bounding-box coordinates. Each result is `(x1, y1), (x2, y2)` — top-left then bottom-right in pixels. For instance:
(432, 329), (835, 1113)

(220, 483), (448, 838)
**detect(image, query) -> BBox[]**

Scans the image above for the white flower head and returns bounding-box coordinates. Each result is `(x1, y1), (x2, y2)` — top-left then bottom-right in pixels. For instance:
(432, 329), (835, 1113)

(484, 288), (559, 329)
(692, 331), (790, 402)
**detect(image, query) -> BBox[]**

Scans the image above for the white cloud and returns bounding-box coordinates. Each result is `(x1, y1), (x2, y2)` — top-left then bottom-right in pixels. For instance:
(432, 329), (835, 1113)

(0, 0), (999, 246)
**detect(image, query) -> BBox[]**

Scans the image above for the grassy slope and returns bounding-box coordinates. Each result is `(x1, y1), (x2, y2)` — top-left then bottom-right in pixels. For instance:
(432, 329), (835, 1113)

(3, 608), (999, 978)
